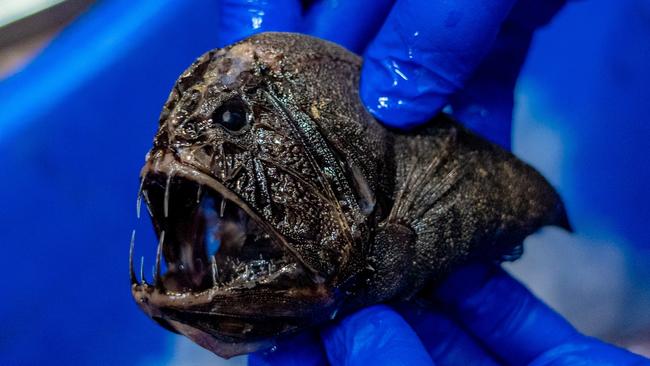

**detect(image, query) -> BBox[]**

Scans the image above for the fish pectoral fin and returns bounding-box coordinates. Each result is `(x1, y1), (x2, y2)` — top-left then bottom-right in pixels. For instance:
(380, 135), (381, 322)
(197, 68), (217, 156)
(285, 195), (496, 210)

(391, 115), (570, 277)
(363, 222), (417, 303)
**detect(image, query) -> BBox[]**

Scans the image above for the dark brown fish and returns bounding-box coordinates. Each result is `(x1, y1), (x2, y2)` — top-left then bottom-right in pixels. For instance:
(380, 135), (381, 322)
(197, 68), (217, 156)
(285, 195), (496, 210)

(131, 32), (569, 358)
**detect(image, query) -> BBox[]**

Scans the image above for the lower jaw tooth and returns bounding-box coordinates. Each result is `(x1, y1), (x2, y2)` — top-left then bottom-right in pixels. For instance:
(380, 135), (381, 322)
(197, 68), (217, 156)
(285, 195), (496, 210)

(219, 198), (227, 218)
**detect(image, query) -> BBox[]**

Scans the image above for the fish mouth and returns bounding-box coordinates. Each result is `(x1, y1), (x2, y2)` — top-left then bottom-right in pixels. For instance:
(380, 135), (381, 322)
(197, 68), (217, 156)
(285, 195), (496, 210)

(131, 153), (334, 357)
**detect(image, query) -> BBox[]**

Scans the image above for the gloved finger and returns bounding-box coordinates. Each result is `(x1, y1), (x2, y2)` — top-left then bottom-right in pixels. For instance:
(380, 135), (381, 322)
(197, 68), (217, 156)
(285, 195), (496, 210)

(506, 0), (567, 31)
(321, 304), (435, 366)
(303, 0), (394, 54)
(216, 0), (302, 47)
(395, 302), (500, 366)
(360, 0), (518, 129)
(528, 338), (650, 366)
(248, 331), (328, 366)
(448, 0), (567, 150)
(434, 263), (580, 366)
(447, 23), (533, 150)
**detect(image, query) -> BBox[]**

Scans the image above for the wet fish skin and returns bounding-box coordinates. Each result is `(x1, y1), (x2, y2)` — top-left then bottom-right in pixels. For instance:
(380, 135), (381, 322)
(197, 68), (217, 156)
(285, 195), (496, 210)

(134, 32), (569, 358)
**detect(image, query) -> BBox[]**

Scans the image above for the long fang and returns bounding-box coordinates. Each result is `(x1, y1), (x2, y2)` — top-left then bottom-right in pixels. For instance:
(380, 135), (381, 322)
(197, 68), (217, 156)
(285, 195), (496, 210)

(211, 255), (218, 286)
(196, 184), (202, 204)
(129, 230), (137, 285)
(220, 198), (227, 218)
(154, 231), (165, 287)
(164, 173), (172, 218)
(140, 256), (146, 285)
(143, 190), (154, 218)
(137, 176), (145, 219)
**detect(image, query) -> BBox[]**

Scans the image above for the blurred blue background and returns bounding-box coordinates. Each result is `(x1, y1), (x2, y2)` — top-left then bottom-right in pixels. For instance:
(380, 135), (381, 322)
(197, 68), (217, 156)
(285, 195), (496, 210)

(0, 0), (648, 364)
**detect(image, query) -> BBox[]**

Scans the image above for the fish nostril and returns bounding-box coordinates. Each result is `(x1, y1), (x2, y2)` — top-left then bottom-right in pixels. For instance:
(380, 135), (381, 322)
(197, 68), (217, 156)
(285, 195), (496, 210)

(176, 117), (203, 142)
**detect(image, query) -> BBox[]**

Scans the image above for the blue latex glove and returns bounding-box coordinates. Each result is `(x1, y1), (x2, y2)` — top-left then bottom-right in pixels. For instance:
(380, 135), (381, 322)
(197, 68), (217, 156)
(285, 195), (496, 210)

(216, 0), (566, 149)
(219, 2), (650, 365)
(249, 264), (650, 366)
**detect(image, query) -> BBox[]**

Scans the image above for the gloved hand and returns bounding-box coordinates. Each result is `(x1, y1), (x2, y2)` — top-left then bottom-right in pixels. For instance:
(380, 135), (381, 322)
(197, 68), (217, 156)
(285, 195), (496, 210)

(249, 263), (650, 366)
(218, 2), (650, 365)
(216, 0), (566, 149)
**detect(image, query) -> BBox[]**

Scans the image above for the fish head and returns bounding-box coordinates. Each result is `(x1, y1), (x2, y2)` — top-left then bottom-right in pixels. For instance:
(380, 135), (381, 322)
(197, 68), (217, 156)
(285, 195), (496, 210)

(132, 32), (390, 358)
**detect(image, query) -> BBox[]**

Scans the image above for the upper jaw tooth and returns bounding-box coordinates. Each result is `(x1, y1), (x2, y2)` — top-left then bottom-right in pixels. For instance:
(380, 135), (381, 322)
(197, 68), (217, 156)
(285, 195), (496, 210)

(220, 198), (227, 218)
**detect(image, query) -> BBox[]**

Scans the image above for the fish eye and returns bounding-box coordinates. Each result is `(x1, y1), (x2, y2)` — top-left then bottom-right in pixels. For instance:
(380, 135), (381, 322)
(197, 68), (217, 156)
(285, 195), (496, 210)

(211, 97), (249, 132)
